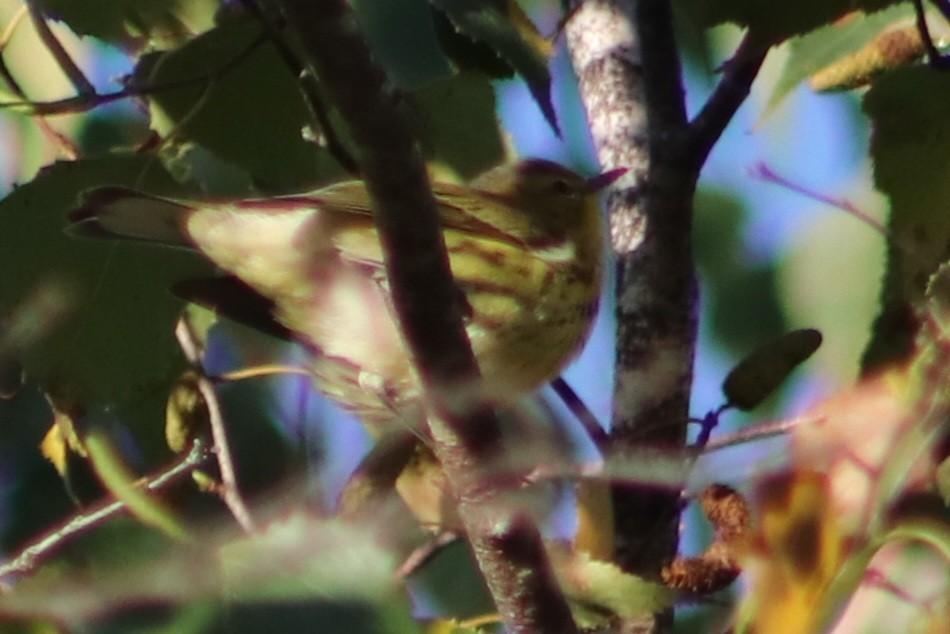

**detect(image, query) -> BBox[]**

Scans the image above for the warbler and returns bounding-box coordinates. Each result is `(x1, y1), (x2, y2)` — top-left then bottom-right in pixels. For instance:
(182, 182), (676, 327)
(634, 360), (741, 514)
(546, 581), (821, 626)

(69, 159), (624, 431)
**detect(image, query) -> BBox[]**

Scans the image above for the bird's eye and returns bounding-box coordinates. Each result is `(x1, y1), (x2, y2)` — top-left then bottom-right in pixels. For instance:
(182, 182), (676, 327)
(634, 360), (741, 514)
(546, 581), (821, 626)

(549, 178), (578, 198)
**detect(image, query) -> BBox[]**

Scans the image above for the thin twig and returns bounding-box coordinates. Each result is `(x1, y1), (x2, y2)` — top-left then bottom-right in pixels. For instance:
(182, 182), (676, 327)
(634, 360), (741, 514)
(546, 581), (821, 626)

(0, 33), (267, 116)
(914, 0), (949, 68)
(237, 0), (359, 174)
(0, 440), (211, 584)
(0, 5), (78, 158)
(750, 162), (887, 236)
(215, 364), (312, 382)
(396, 530), (460, 578)
(693, 404), (729, 449)
(703, 416), (809, 452)
(27, 4), (95, 96)
(175, 318), (256, 532)
(687, 32), (768, 168)
(550, 376), (610, 450)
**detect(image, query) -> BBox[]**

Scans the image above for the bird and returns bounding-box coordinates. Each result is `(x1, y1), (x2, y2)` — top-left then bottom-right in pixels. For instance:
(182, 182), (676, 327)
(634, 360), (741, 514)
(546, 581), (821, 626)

(69, 159), (624, 435)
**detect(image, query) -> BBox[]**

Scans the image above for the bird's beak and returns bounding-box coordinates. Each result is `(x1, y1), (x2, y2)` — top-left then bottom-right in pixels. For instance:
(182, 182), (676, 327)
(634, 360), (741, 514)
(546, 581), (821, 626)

(586, 167), (628, 192)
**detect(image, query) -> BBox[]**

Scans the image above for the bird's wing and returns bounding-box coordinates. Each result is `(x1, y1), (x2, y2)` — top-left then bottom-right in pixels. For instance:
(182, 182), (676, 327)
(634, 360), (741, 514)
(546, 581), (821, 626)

(311, 180), (537, 249)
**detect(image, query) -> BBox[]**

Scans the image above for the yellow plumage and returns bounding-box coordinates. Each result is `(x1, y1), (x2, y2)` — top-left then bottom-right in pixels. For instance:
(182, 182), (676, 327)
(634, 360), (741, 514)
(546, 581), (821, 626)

(71, 159), (620, 431)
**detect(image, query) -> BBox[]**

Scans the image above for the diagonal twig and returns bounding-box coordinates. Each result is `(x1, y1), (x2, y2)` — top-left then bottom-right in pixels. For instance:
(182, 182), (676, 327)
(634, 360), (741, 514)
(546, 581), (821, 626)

(687, 32), (768, 168)
(550, 376), (610, 450)
(27, 4), (95, 96)
(0, 440), (211, 584)
(0, 5), (78, 158)
(175, 317), (256, 532)
(237, 0), (359, 174)
(0, 32), (267, 116)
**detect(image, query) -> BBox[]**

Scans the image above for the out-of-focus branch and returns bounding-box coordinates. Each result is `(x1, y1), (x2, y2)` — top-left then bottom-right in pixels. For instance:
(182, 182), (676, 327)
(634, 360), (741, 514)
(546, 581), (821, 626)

(276, 1), (577, 631)
(0, 440), (210, 584)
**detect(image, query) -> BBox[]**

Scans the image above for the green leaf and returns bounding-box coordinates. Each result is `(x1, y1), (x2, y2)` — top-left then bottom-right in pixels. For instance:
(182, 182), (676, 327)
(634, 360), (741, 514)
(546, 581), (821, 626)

(768, 4), (918, 113)
(694, 188), (787, 356)
(428, 0), (558, 134)
(552, 548), (675, 626)
(133, 17), (344, 193)
(431, 8), (516, 79)
(409, 72), (508, 180)
(0, 154), (211, 406)
(675, 0), (901, 45)
(862, 67), (950, 369)
(33, 0), (220, 52)
(158, 141), (257, 198)
(85, 429), (190, 541)
(722, 329), (823, 410)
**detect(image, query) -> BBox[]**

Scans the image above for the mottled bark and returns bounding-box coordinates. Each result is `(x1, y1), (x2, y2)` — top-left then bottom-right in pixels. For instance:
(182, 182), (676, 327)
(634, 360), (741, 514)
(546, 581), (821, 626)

(279, 1), (577, 631)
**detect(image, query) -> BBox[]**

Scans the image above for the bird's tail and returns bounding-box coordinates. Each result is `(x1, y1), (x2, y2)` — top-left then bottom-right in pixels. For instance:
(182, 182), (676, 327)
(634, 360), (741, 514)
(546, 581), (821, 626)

(68, 187), (194, 248)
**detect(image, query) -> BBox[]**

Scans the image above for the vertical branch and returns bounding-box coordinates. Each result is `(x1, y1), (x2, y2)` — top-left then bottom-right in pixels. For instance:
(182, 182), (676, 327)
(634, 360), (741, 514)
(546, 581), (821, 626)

(566, 5), (765, 625)
(566, 0), (697, 587)
(276, 1), (577, 631)
(175, 319), (256, 533)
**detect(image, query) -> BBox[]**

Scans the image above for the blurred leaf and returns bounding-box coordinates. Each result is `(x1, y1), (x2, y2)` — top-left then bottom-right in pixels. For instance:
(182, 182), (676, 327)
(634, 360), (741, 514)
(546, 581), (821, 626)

(85, 429), (189, 541)
(675, 0), (901, 45)
(429, 0), (558, 134)
(219, 515), (410, 627)
(0, 155), (210, 406)
(862, 67), (950, 369)
(722, 329), (822, 410)
(574, 478), (614, 562)
(133, 18), (344, 193)
(0, 512), (412, 631)
(768, 4), (919, 112)
(405, 539), (494, 621)
(425, 620), (487, 634)
(694, 188), (787, 355)
(551, 547), (675, 626)
(808, 26), (925, 92)
(778, 202), (886, 381)
(738, 471), (849, 632)
(925, 261), (950, 332)
(409, 72), (507, 180)
(33, 0), (220, 52)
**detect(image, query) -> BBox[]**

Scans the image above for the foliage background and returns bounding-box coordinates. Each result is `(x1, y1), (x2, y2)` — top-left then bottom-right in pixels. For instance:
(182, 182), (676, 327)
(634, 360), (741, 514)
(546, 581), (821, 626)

(0, 0), (942, 632)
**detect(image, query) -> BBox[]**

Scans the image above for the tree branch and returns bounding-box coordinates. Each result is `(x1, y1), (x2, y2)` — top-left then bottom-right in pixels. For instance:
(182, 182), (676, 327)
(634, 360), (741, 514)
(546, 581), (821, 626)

(0, 440), (211, 584)
(566, 1), (696, 595)
(276, 1), (577, 631)
(687, 32), (768, 168)
(566, 3), (764, 626)
(175, 318), (256, 532)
